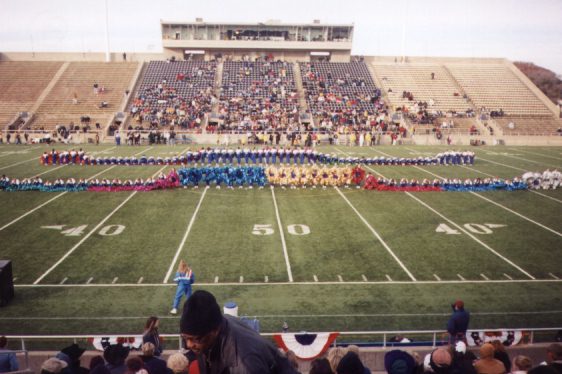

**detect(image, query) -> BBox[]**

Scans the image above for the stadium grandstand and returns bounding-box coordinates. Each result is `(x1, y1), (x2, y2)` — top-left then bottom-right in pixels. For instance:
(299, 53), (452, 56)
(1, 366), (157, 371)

(1, 12), (562, 374)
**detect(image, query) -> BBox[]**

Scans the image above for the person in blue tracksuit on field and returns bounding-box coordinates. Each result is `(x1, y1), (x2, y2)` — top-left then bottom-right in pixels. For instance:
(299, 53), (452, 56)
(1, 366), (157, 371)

(170, 260), (195, 315)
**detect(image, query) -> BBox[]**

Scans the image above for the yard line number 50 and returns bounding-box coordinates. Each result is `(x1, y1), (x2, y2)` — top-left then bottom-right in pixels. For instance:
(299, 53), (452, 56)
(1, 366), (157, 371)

(252, 224), (310, 236)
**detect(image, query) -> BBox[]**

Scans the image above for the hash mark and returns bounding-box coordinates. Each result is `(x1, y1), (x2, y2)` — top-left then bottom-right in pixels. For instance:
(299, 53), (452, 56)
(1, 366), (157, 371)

(385, 274), (393, 281)
(480, 273), (489, 280)
(112, 277), (118, 284)
(503, 273), (513, 280)
(337, 275), (343, 282)
(86, 277), (94, 284)
(457, 274), (466, 281)
(137, 277), (144, 284)
(214, 276), (219, 283)
(313, 275), (318, 282)
(549, 273), (560, 280)
(60, 277), (68, 285)
(265, 276), (269, 283)
(361, 274), (368, 282)
(433, 274), (441, 281)
(239, 276), (243, 283)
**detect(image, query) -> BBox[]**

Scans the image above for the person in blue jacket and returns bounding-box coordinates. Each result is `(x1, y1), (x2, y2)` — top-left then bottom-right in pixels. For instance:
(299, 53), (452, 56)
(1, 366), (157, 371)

(447, 300), (470, 344)
(170, 260), (195, 315)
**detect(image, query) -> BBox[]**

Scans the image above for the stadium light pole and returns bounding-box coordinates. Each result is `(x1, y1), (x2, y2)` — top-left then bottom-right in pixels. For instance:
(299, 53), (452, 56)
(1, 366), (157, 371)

(104, 0), (111, 62)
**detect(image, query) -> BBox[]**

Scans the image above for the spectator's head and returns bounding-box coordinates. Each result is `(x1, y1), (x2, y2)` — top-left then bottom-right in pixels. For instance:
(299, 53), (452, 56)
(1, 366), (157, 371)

(89, 355), (105, 370)
(144, 316), (159, 333)
(453, 300), (464, 310)
(126, 356), (146, 374)
(512, 355), (533, 372)
(336, 351), (365, 374)
(167, 353), (189, 374)
(141, 342), (155, 357)
(60, 343), (86, 364)
(0, 336), (7, 348)
(41, 358), (68, 374)
(310, 357), (334, 374)
(384, 350), (416, 374)
(528, 366), (559, 374)
(430, 348), (452, 374)
(285, 350), (299, 371)
(547, 343), (562, 362)
(479, 343), (495, 359)
(346, 345), (360, 355)
(327, 347), (347, 373)
(180, 290), (223, 354)
(491, 340), (506, 353)
(103, 344), (130, 367)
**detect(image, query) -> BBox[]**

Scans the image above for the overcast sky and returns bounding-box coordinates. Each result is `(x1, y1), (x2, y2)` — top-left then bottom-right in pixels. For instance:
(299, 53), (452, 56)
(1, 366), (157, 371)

(1, 0), (561, 74)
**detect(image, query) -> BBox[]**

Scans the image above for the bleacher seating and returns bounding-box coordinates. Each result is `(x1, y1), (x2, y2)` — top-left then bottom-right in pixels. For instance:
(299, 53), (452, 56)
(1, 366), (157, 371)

(446, 63), (553, 117)
(31, 62), (138, 131)
(129, 60), (216, 131)
(217, 60), (300, 132)
(0, 61), (63, 127)
(374, 63), (472, 114)
(495, 118), (562, 136)
(299, 61), (389, 133)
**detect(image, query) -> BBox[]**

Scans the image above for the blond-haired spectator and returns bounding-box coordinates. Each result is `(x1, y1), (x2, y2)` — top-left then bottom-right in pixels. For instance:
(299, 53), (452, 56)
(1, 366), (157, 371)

(167, 353), (188, 374)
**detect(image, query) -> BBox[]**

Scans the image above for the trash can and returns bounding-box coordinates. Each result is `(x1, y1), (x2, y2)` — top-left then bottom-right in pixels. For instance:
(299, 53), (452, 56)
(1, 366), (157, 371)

(223, 301), (238, 317)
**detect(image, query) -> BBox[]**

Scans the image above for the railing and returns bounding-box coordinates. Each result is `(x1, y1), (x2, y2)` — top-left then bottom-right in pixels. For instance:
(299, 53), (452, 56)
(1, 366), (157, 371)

(6, 327), (561, 351)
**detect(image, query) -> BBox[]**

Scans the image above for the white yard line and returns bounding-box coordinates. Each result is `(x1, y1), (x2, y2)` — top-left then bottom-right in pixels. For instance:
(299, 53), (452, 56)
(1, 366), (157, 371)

(34, 164), (67, 177)
(0, 146), (42, 157)
(33, 165), (167, 284)
(13, 278), (562, 287)
(271, 186), (294, 282)
(162, 187), (208, 283)
(529, 190), (562, 204)
(477, 157), (527, 172)
(499, 153), (560, 168)
(472, 193), (562, 238)
(0, 147), (148, 232)
(412, 165), (562, 238)
(0, 157), (38, 170)
(336, 187), (416, 281)
(405, 191), (535, 279)
(506, 148), (562, 162)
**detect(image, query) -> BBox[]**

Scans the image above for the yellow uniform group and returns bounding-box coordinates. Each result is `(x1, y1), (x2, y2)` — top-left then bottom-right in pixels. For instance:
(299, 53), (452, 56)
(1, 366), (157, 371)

(266, 165), (353, 187)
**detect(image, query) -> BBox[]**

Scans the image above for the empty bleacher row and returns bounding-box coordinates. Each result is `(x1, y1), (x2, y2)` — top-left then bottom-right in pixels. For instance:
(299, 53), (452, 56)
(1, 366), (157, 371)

(129, 61), (216, 131)
(445, 63), (553, 117)
(217, 61), (300, 132)
(31, 62), (138, 131)
(0, 61), (63, 127)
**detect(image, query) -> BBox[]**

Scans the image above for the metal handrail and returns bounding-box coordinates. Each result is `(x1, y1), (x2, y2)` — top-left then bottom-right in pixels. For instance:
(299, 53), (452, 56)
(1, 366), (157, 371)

(7, 327), (562, 350)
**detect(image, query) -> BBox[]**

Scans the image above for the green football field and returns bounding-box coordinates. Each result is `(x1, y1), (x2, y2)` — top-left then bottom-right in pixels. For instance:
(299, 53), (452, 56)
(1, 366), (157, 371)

(0, 143), (561, 339)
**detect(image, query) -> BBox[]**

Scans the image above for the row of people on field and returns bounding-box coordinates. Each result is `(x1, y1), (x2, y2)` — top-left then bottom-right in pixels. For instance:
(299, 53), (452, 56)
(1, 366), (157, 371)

(3, 169), (552, 193)
(522, 169), (561, 190)
(41, 148), (475, 167)
(0, 170), (180, 192)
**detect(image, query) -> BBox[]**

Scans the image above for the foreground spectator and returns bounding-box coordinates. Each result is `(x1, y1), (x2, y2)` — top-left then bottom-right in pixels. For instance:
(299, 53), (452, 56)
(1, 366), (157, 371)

(451, 341), (477, 374)
(166, 353), (188, 374)
(384, 350), (415, 374)
(475, 343), (506, 374)
(104, 344), (130, 374)
(492, 341), (511, 373)
(447, 300), (470, 343)
(511, 355), (532, 374)
(336, 352), (365, 374)
(309, 358), (333, 374)
(41, 358), (68, 374)
(180, 289), (298, 373)
(328, 347), (348, 373)
(142, 316), (163, 356)
(90, 356), (110, 374)
(545, 344), (562, 374)
(346, 346), (371, 374)
(0, 336), (19, 373)
(139, 343), (167, 374)
(57, 343), (88, 374)
(430, 348), (453, 374)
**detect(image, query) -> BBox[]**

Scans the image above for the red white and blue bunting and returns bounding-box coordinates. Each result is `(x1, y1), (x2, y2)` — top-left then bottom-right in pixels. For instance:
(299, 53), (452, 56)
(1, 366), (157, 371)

(273, 332), (339, 360)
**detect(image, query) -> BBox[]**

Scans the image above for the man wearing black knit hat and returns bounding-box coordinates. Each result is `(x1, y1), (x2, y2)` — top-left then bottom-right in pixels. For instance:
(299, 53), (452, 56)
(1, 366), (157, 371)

(180, 290), (298, 374)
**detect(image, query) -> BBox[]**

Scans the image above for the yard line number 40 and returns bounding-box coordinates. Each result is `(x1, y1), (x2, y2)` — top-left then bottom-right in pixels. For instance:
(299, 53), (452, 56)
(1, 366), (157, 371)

(252, 224), (310, 236)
